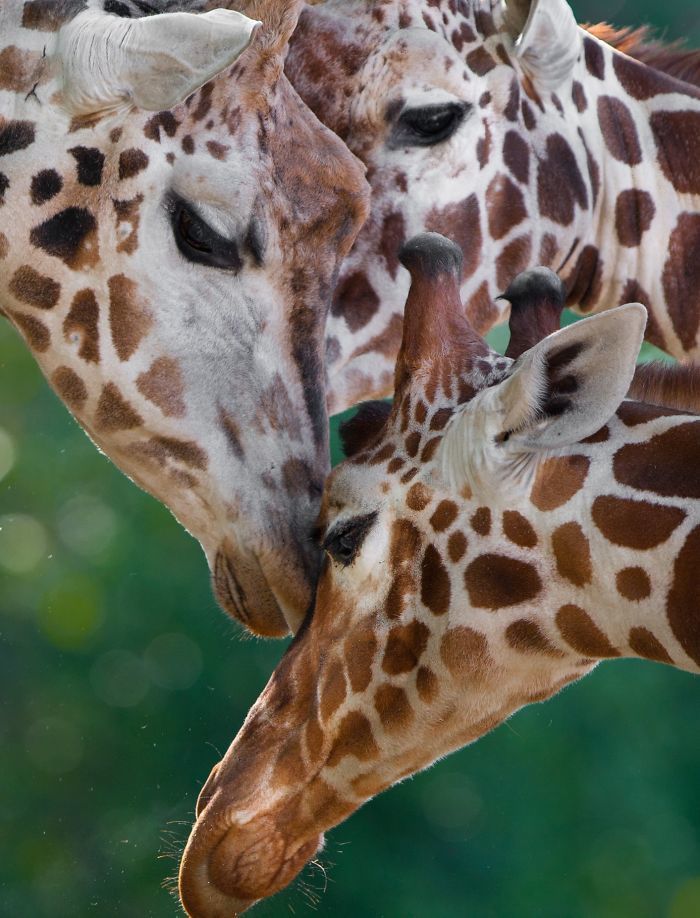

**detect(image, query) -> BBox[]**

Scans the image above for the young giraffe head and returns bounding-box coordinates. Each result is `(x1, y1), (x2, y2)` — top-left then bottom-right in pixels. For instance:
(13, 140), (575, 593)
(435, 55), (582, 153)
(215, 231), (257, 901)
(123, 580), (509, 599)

(178, 233), (700, 916)
(0, 0), (369, 635)
(287, 0), (700, 412)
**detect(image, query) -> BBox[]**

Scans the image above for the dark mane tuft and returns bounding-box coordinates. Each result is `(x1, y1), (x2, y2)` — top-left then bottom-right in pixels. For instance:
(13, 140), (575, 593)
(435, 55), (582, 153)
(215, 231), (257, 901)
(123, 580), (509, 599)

(630, 361), (700, 414)
(584, 23), (700, 90)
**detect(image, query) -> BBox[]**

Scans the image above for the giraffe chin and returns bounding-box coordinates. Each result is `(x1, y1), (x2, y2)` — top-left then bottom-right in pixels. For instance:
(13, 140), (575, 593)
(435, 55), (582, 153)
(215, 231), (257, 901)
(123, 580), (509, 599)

(179, 817), (323, 917)
(212, 540), (299, 638)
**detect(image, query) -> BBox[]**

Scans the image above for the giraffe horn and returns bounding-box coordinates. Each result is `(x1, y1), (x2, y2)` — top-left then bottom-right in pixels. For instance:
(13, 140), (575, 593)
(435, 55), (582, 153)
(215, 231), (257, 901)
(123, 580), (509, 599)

(396, 233), (487, 383)
(58, 8), (261, 115)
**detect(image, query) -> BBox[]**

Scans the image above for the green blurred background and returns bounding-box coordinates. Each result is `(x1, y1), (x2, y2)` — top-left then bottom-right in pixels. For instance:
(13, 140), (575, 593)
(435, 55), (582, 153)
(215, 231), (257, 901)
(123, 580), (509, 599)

(2, 2), (700, 916)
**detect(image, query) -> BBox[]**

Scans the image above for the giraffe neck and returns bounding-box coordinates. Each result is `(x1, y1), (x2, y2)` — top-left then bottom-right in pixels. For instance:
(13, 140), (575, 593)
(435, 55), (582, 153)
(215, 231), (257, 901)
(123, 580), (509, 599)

(559, 31), (700, 356)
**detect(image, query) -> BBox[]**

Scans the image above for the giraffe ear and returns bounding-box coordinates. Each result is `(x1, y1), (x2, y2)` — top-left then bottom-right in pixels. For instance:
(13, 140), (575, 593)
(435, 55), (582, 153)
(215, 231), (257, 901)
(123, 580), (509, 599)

(58, 8), (260, 115)
(508, 0), (581, 89)
(493, 303), (648, 451)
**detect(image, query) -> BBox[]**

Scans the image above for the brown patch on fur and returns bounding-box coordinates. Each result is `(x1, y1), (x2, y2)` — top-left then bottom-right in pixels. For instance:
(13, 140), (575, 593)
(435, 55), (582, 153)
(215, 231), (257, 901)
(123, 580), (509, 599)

(551, 522), (592, 587)
(502, 511), (537, 548)
(95, 383), (143, 432)
(615, 189), (655, 247)
(591, 496), (686, 548)
(375, 684), (413, 732)
(51, 367), (87, 412)
(326, 711), (378, 767)
(663, 214), (700, 351)
(113, 195), (143, 255)
(8, 310), (49, 351)
(447, 530), (467, 563)
(464, 554), (542, 610)
(421, 544), (450, 616)
(136, 357), (186, 418)
(531, 455), (590, 511)
(382, 620), (430, 675)
(440, 626), (489, 676)
(63, 288), (99, 363)
(505, 619), (562, 656)
(9, 265), (60, 309)
(628, 627), (673, 664)
(613, 423), (700, 499)
(108, 274), (152, 361)
(616, 567), (652, 601)
(556, 604), (620, 658)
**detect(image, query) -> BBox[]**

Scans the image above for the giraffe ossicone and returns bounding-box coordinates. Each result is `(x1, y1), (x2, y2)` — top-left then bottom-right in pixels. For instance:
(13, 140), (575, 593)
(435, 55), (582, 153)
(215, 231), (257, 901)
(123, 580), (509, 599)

(0, 0), (369, 636)
(286, 0), (700, 413)
(179, 233), (700, 917)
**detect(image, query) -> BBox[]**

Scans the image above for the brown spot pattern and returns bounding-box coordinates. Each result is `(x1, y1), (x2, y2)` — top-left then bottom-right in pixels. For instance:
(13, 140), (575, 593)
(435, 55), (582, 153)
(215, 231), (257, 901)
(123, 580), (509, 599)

(95, 383), (143, 432)
(465, 554), (542, 610)
(614, 423), (700, 499)
(615, 189), (655, 247)
(382, 620), (430, 675)
(440, 626), (488, 676)
(375, 684), (413, 732)
(9, 265), (60, 309)
(537, 134), (588, 225)
(136, 357), (186, 418)
(650, 111), (700, 194)
(447, 531), (467, 563)
(320, 659), (347, 722)
(552, 522), (592, 587)
(502, 511), (537, 548)
(108, 274), (152, 361)
(628, 627), (672, 665)
(663, 214), (700, 351)
(430, 501), (458, 532)
(531, 455), (590, 512)
(598, 96), (642, 165)
(345, 624), (377, 694)
(406, 482), (431, 512)
(556, 605), (620, 658)
(591, 496), (685, 549)
(486, 174), (527, 240)
(616, 567), (651, 601)
(8, 310), (49, 351)
(420, 544), (450, 616)
(470, 507), (491, 536)
(506, 619), (562, 656)
(326, 711), (378, 767)
(63, 289), (99, 362)
(52, 367), (87, 411)
(667, 526), (700, 667)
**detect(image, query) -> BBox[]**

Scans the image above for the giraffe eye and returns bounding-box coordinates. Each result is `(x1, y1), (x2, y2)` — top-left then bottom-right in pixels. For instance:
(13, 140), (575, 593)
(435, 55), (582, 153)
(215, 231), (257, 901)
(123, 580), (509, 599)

(171, 197), (243, 271)
(389, 102), (470, 149)
(323, 512), (378, 566)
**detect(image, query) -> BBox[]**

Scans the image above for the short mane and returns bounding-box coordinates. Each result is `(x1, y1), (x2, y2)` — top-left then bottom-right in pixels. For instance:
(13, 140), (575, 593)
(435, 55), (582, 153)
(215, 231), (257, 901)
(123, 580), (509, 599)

(630, 362), (700, 414)
(584, 23), (700, 90)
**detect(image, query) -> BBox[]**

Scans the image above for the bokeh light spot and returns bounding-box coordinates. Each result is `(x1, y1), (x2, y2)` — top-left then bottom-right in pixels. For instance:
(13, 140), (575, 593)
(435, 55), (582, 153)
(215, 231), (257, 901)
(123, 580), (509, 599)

(25, 717), (84, 775)
(91, 650), (149, 708)
(38, 576), (104, 649)
(0, 514), (49, 574)
(144, 632), (203, 691)
(421, 771), (483, 835)
(0, 427), (16, 482)
(57, 495), (119, 560)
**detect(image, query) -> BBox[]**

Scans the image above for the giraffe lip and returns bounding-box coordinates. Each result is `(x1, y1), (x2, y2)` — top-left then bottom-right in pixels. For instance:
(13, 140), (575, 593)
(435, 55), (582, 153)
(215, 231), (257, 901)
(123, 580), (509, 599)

(179, 817), (323, 917)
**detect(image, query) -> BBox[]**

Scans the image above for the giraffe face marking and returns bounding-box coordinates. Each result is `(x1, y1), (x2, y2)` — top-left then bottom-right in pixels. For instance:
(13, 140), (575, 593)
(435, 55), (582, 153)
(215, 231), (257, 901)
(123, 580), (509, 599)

(2, 1), (371, 635)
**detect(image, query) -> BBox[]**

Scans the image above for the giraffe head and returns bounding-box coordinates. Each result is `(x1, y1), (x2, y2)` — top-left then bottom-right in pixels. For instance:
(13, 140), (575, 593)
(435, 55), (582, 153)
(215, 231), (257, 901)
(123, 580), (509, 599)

(287, 0), (700, 409)
(0, 0), (369, 635)
(179, 234), (700, 915)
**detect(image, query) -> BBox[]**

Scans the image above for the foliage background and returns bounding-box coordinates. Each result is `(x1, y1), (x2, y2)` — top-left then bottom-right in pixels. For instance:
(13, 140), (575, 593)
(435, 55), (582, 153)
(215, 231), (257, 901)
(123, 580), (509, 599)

(1, 2), (699, 916)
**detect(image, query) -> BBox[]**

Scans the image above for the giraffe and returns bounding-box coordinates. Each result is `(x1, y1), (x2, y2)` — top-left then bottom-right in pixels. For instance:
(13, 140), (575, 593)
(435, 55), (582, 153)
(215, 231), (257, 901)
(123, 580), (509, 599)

(177, 233), (700, 917)
(284, 0), (700, 413)
(0, 0), (369, 635)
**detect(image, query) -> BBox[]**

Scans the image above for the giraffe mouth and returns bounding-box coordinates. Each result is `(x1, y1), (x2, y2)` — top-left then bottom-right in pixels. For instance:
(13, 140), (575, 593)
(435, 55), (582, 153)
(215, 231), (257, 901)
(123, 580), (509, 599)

(179, 811), (323, 917)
